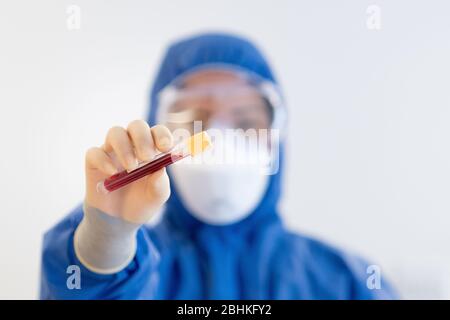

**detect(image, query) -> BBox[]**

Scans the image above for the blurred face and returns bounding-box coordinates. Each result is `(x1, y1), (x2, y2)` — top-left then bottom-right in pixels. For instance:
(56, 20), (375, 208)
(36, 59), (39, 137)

(161, 69), (282, 225)
(162, 69), (273, 134)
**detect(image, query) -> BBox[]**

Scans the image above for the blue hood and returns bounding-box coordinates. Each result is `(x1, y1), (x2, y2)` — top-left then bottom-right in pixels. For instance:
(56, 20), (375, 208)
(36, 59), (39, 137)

(148, 33), (284, 233)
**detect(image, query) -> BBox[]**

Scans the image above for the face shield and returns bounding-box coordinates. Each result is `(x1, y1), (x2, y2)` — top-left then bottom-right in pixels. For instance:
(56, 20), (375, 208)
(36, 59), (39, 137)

(155, 67), (286, 225)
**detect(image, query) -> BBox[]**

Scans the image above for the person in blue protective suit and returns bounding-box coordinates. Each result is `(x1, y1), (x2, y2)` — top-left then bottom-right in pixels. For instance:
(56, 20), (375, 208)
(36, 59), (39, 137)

(40, 33), (396, 299)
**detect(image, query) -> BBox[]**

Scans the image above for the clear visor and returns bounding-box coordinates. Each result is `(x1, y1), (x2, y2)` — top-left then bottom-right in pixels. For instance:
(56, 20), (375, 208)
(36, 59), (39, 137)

(156, 68), (285, 135)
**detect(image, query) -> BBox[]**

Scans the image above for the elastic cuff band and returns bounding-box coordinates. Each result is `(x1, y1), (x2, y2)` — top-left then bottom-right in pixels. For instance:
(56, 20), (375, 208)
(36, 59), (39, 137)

(73, 203), (141, 275)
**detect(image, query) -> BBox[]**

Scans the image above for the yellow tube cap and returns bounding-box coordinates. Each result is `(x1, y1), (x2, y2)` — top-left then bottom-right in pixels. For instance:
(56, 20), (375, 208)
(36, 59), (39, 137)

(186, 131), (212, 156)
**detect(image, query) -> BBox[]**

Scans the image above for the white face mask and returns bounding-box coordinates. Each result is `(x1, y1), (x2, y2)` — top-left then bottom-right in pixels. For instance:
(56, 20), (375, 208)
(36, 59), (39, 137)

(169, 135), (270, 225)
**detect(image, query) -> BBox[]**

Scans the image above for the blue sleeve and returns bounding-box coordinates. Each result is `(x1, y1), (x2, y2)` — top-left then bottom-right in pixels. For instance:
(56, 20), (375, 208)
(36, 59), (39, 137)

(40, 205), (159, 300)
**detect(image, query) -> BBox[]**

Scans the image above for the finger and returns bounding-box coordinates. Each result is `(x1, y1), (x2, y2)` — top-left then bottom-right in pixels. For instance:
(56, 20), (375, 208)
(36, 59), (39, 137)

(144, 167), (170, 201)
(85, 147), (118, 176)
(127, 120), (155, 162)
(104, 126), (138, 171)
(150, 124), (174, 152)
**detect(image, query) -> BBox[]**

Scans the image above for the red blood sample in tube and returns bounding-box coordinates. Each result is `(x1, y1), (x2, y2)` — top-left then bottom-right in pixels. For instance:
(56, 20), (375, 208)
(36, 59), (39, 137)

(103, 153), (186, 193)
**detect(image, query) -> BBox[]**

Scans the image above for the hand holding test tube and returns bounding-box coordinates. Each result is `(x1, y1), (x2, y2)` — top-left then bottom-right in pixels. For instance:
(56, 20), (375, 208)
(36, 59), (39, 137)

(84, 120), (211, 224)
(98, 130), (211, 193)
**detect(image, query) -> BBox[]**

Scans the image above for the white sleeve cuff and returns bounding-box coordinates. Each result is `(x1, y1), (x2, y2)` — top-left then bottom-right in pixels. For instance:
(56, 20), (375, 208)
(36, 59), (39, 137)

(73, 203), (142, 275)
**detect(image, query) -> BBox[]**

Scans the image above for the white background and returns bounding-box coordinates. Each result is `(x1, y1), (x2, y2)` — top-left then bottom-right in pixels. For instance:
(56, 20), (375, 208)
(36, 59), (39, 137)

(1, 0), (449, 299)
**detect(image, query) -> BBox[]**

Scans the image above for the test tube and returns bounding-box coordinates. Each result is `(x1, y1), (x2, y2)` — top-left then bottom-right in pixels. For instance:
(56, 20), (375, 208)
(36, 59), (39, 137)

(97, 131), (212, 194)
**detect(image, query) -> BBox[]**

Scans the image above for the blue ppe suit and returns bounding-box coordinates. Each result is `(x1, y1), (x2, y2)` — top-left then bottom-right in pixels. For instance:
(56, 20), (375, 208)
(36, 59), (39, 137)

(40, 33), (396, 299)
